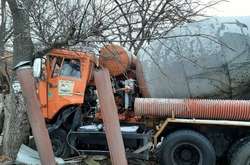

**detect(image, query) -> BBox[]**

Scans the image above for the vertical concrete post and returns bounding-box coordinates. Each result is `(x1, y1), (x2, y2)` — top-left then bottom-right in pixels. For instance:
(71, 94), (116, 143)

(94, 68), (128, 165)
(16, 67), (56, 165)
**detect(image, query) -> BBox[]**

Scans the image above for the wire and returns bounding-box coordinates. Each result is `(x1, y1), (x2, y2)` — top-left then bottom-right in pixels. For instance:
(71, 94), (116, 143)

(66, 129), (81, 156)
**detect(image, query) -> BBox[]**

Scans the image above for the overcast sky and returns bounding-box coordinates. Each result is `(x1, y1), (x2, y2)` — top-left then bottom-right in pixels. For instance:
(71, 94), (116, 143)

(205, 0), (250, 16)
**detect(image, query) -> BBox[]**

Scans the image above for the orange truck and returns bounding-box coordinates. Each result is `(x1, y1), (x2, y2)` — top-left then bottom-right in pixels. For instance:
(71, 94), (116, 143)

(32, 44), (250, 165)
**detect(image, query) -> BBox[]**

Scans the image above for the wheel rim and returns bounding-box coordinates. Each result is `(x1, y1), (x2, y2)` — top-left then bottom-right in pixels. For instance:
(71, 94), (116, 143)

(171, 142), (203, 165)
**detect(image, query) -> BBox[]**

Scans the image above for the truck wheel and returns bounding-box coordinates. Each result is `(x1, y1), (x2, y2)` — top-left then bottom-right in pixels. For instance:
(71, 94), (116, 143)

(230, 141), (250, 165)
(159, 130), (216, 165)
(50, 128), (70, 158)
(228, 136), (250, 162)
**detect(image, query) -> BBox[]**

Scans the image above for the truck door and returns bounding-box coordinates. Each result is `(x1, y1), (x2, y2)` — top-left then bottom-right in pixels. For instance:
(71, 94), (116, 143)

(47, 56), (88, 119)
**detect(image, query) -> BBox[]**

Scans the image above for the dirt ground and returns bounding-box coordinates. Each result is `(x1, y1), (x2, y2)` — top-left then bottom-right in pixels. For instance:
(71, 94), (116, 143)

(77, 156), (156, 165)
(0, 153), (229, 164)
(0, 155), (157, 165)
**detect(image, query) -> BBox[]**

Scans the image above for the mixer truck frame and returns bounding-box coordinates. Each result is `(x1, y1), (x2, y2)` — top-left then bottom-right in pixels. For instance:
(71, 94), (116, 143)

(32, 45), (250, 165)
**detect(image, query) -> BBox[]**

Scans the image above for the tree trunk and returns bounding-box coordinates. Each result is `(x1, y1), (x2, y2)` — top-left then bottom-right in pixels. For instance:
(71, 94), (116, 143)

(7, 0), (34, 67)
(2, 91), (30, 159)
(2, 0), (34, 160)
(0, 94), (4, 134)
(0, 0), (6, 57)
(5, 1), (56, 163)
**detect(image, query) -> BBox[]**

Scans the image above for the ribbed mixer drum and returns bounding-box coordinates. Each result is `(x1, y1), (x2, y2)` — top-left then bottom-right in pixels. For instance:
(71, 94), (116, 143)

(137, 16), (250, 99)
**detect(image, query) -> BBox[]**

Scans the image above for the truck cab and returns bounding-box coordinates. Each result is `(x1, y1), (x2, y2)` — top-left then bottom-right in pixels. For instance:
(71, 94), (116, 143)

(34, 47), (151, 159)
(37, 49), (93, 120)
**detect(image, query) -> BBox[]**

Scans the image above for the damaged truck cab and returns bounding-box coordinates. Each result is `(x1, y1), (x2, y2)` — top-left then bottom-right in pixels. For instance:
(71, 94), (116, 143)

(38, 49), (92, 120)
(35, 46), (151, 160)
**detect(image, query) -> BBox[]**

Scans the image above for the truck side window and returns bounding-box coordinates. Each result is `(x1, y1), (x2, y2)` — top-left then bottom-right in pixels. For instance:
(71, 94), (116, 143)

(60, 59), (81, 78)
(52, 57), (63, 77)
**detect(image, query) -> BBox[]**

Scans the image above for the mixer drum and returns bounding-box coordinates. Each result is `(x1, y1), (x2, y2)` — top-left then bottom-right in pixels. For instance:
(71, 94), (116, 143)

(138, 16), (250, 99)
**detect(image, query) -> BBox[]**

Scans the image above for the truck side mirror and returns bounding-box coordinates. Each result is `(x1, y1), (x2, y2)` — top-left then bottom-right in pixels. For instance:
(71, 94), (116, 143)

(33, 58), (42, 78)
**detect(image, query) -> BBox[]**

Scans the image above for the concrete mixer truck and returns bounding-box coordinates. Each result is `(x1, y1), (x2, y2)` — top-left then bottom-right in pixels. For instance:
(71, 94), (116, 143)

(32, 16), (250, 165)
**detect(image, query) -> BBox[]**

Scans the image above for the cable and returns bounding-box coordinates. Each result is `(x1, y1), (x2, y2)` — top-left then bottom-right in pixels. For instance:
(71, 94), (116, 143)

(66, 129), (81, 156)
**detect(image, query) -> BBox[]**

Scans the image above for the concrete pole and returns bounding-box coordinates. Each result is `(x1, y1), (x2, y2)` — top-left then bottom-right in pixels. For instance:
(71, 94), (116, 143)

(94, 68), (128, 165)
(16, 67), (56, 165)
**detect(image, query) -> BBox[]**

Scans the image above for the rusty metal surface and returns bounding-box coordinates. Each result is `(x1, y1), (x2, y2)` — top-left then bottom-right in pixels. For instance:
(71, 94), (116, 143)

(135, 98), (250, 120)
(129, 54), (137, 69)
(99, 44), (129, 76)
(94, 68), (128, 165)
(135, 61), (151, 97)
(16, 68), (56, 165)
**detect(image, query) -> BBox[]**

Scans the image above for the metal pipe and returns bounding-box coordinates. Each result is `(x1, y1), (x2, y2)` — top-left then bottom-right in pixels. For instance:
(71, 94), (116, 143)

(16, 67), (56, 165)
(135, 61), (151, 97)
(94, 68), (128, 165)
(135, 98), (250, 120)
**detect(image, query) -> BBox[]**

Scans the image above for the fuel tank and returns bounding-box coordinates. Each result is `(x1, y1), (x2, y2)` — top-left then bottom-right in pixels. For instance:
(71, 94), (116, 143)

(137, 16), (250, 99)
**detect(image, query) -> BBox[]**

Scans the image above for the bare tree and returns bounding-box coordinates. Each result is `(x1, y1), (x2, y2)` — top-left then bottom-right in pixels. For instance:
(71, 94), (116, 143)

(3, 1), (55, 163)
(2, 0), (33, 159)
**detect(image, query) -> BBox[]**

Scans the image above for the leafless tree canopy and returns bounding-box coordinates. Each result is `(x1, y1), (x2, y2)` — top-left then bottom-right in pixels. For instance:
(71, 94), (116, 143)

(27, 0), (222, 55)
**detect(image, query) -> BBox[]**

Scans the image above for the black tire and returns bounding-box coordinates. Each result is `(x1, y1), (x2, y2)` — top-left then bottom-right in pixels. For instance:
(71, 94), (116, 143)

(228, 136), (250, 162)
(230, 141), (250, 165)
(50, 128), (70, 158)
(159, 130), (216, 165)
